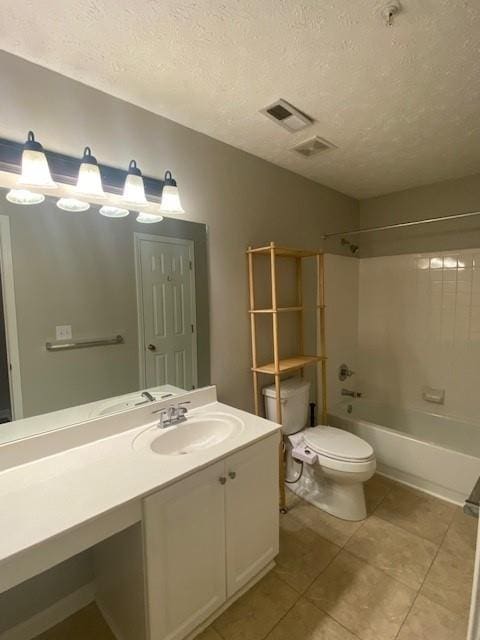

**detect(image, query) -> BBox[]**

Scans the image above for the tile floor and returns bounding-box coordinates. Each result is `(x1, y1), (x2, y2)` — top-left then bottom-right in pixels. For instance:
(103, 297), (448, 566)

(35, 476), (476, 640)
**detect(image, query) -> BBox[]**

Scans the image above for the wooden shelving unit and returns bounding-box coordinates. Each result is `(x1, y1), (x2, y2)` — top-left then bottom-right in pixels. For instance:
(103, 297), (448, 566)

(247, 242), (328, 512)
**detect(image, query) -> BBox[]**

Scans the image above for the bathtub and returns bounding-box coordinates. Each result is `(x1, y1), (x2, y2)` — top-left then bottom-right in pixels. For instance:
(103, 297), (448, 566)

(329, 400), (480, 504)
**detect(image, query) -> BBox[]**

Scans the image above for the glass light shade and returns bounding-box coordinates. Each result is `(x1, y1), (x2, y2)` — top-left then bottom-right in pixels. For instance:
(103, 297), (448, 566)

(6, 189), (45, 205)
(99, 205), (130, 218)
(136, 211), (164, 224)
(76, 147), (105, 198)
(159, 171), (185, 214)
(17, 132), (56, 189)
(123, 160), (148, 206)
(57, 198), (90, 212)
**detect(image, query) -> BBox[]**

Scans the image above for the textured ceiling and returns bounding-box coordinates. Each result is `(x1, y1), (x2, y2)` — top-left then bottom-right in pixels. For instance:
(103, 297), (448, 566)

(1, 0), (480, 198)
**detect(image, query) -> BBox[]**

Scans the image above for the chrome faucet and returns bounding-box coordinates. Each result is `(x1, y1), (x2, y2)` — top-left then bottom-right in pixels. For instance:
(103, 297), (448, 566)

(341, 388), (363, 398)
(154, 401), (191, 429)
(141, 391), (155, 402)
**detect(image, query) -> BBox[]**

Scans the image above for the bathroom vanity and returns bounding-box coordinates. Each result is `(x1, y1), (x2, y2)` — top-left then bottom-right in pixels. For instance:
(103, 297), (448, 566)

(0, 386), (280, 640)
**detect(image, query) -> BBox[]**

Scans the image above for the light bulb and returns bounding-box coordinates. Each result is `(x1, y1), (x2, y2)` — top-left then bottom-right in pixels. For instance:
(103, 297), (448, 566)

(57, 198), (90, 212)
(99, 205), (130, 218)
(159, 171), (185, 214)
(136, 212), (164, 224)
(76, 147), (105, 198)
(6, 189), (45, 205)
(17, 131), (56, 189)
(123, 160), (148, 207)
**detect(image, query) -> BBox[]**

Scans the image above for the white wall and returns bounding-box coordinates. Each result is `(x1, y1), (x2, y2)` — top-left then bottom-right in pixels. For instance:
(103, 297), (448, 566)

(324, 254), (359, 411)
(357, 249), (480, 424)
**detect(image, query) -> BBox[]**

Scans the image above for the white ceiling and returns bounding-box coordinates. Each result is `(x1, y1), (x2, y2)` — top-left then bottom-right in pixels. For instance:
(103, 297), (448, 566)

(1, 0), (480, 198)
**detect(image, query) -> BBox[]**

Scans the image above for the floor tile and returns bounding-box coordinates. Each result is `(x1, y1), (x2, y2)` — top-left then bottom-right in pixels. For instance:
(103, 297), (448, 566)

(443, 508), (478, 558)
(305, 550), (416, 640)
(281, 498), (362, 547)
(275, 523), (340, 592)
(364, 474), (394, 515)
(345, 515), (437, 590)
(396, 594), (468, 640)
(375, 484), (456, 544)
(421, 545), (474, 616)
(420, 508), (477, 616)
(212, 572), (298, 640)
(194, 627), (224, 640)
(34, 603), (115, 640)
(265, 597), (357, 640)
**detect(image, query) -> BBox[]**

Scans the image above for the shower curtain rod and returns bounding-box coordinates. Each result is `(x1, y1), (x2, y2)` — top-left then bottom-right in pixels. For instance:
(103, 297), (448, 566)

(321, 210), (480, 240)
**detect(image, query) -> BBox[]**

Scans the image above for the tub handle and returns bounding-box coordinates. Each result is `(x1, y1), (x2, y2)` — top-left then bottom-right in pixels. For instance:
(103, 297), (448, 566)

(464, 476), (480, 519)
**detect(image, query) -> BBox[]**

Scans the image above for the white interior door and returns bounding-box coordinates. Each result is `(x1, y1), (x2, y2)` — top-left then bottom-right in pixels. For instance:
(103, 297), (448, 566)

(137, 234), (197, 390)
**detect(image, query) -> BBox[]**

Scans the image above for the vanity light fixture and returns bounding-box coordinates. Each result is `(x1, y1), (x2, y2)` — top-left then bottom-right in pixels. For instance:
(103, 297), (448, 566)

(159, 171), (185, 214)
(6, 188), (45, 205)
(99, 205), (130, 218)
(17, 131), (57, 190)
(76, 147), (105, 198)
(136, 211), (164, 224)
(56, 198), (90, 213)
(123, 160), (148, 207)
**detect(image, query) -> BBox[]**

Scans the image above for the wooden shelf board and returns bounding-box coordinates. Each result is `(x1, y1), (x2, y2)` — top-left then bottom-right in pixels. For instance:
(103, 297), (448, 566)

(252, 355), (326, 375)
(249, 306), (304, 314)
(247, 245), (322, 258)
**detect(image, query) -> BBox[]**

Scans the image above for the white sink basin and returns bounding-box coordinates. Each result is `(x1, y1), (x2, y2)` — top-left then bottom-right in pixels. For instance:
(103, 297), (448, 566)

(133, 413), (244, 456)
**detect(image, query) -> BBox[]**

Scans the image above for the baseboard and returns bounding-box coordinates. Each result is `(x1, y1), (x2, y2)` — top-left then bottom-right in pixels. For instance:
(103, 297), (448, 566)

(0, 582), (95, 640)
(376, 465), (464, 506)
(96, 598), (122, 640)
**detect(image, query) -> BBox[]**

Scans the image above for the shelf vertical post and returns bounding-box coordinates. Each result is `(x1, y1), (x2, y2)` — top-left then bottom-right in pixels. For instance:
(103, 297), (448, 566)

(317, 253), (328, 424)
(296, 257), (304, 377)
(270, 243), (286, 512)
(247, 247), (259, 416)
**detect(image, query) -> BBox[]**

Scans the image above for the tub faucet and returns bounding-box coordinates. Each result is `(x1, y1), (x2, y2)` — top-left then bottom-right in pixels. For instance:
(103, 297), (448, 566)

(341, 388), (363, 398)
(141, 391), (155, 402)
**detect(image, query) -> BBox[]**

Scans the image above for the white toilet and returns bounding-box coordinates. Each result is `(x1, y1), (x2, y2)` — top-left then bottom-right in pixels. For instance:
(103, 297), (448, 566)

(263, 377), (376, 521)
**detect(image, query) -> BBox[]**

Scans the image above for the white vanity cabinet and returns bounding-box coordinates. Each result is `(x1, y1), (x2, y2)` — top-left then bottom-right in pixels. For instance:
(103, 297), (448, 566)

(143, 434), (279, 640)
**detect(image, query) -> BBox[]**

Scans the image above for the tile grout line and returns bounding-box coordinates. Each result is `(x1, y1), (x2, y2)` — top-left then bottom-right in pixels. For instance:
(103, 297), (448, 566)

(392, 506), (457, 640)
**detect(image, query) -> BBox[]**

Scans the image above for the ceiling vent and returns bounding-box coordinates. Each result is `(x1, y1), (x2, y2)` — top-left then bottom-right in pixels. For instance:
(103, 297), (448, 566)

(291, 136), (336, 158)
(260, 99), (313, 133)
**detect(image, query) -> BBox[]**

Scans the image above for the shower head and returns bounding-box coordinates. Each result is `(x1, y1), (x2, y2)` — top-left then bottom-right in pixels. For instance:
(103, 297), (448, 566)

(341, 238), (359, 255)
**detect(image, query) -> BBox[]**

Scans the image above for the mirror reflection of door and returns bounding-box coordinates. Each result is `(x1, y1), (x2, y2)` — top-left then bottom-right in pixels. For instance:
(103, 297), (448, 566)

(136, 234), (197, 391)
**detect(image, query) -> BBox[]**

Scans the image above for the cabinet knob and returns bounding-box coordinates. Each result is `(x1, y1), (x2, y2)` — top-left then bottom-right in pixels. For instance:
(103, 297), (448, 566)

(147, 344), (156, 351)
(219, 476), (227, 485)
(228, 471), (236, 480)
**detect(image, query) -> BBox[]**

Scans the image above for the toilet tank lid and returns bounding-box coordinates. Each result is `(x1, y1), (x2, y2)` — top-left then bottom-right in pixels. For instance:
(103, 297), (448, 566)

(262, 377), (310, 399)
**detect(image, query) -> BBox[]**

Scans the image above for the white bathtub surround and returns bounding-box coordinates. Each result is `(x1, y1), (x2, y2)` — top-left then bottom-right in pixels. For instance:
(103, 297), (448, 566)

(0, 386), (280, 640)
(330, 400), (480, 504)
(358, 249), (480, 425)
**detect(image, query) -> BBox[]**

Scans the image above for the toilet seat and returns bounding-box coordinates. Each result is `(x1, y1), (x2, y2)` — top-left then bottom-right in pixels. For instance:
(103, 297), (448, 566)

(304, 426), (375, 472)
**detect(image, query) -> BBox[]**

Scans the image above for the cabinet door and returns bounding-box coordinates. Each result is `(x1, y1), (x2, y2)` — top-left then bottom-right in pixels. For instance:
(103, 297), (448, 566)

(143, 461), (226, 640)
(225, 434), (280, 597)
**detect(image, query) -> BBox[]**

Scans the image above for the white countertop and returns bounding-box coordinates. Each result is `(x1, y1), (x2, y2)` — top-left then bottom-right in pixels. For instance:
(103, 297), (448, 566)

(0, 387), (280, 576)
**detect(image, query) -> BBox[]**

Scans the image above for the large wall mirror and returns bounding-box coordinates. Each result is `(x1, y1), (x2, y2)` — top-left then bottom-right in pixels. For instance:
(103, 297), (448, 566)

(0, 187), (210, 443)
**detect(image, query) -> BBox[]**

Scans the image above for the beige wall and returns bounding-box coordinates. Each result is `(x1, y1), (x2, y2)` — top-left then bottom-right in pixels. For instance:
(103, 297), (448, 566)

(0, 51), (358, 415)
(0, 52), (358, 627)
(358, 173), (480, 257)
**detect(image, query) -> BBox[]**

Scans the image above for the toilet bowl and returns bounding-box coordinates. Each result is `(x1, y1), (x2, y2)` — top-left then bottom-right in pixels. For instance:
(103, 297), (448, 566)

(263, 378), (376, 521)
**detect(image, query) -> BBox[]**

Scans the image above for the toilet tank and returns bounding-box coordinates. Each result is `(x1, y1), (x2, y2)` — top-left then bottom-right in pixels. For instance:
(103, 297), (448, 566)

(262, 377), (310, 435)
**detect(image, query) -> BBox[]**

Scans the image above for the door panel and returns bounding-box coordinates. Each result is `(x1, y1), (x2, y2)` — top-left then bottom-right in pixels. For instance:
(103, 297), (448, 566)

(225, 435), (280, 597)
(138, 237), (196, 390)
(144, 461), (226, 640)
